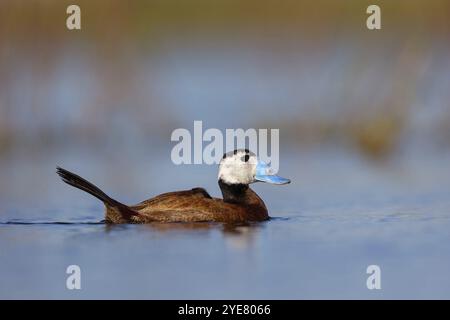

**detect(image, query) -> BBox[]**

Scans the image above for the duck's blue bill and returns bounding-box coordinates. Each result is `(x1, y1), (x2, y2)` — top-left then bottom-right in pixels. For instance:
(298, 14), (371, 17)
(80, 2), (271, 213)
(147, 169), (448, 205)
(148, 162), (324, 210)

(255, 161), (291, 185)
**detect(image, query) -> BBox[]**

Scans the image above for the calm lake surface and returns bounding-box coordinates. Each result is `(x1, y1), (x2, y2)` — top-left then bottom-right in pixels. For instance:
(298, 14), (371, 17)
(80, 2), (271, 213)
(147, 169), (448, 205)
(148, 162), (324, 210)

(1, 0), (450, 300)
(1, 147), (450, 299)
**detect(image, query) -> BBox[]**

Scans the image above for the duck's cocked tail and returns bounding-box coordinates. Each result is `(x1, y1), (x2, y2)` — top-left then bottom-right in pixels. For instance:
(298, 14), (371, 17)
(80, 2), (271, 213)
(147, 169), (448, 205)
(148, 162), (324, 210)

(56, 167), (137, 222)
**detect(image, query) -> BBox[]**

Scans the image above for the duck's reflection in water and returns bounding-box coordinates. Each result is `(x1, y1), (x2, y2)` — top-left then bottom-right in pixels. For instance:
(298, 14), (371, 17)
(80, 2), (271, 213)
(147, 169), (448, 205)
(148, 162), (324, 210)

(222, 222), (266, 250)
(102, 221), (266, 250)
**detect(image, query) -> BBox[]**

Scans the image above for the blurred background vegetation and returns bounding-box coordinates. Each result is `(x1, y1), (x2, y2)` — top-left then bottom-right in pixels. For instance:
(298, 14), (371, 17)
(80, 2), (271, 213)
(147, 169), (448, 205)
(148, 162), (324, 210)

(0, 0), (449, 209)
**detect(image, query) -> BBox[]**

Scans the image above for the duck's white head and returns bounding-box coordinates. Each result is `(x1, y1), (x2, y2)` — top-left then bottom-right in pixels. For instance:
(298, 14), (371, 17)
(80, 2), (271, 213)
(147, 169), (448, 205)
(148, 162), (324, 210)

(218, 149), (290, 185)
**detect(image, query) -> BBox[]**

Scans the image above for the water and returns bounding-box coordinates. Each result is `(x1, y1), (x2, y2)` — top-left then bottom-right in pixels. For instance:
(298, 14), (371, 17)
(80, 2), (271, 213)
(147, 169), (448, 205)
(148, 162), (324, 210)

(1, 147), (449, 299)
(1, 0), (450, 300)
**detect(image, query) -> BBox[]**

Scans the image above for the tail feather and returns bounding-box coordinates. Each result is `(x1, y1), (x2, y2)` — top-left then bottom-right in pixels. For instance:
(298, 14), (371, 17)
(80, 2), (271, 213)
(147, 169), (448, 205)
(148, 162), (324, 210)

(56, 167), (136, 220)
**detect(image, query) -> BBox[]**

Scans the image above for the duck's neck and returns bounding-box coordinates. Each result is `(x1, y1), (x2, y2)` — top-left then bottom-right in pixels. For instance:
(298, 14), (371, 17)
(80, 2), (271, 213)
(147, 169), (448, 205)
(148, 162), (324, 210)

(218, 179), (249, 203)
(218, 179), (266, 208)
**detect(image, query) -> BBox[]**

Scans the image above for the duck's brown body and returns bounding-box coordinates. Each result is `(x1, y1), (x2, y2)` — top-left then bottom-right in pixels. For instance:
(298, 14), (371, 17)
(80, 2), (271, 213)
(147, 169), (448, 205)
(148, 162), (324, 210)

(57, 167), (268, 224)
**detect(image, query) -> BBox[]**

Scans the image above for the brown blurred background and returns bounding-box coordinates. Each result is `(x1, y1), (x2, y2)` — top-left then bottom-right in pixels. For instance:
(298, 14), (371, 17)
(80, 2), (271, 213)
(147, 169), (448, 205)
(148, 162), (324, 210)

(0, 0), (449, 211)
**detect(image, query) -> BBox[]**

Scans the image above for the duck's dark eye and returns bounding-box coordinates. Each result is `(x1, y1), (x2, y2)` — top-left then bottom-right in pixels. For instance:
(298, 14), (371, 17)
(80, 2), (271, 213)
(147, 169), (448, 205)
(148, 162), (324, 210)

(241, 155), (250, 162)
(244, 149), (250, 154)
(233, 150), (238, 155)
(222, 153), (227, 159)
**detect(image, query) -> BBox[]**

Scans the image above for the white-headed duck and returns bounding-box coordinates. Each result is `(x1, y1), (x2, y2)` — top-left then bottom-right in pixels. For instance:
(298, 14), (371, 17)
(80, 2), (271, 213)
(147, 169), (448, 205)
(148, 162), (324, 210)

(57, 149), (290, 223)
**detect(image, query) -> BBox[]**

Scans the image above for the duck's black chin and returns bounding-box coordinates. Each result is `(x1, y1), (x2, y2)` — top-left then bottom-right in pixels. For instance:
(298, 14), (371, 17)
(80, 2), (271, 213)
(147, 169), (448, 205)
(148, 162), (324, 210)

(218, 179), (249, 204)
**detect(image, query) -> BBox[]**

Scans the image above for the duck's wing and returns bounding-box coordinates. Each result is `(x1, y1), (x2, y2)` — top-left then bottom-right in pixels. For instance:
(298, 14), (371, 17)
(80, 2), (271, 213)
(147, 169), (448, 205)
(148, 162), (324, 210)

(131, 188), (213, 210)
(129, 188), (236, 222)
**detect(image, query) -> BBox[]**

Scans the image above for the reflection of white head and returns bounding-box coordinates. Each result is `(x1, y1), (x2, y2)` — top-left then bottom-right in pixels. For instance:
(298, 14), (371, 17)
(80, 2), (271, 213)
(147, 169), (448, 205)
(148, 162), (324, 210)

(218, 149), (258, 185)
(218, 149), (291, 185)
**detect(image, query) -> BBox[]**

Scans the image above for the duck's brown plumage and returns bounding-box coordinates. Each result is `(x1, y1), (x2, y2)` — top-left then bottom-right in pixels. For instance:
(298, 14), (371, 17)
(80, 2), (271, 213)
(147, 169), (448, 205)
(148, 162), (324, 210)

(57, 167), (268, 224)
